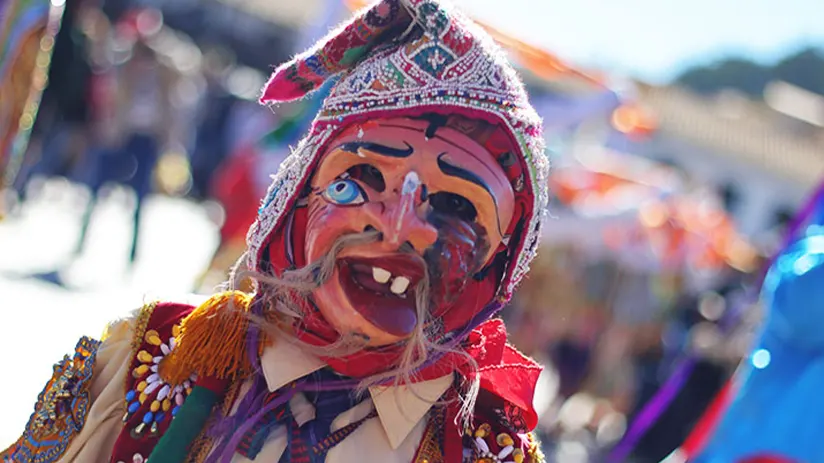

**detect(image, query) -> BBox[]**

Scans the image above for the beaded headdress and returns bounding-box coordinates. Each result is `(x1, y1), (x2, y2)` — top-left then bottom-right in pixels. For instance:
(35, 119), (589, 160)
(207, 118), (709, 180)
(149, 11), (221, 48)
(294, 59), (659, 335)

(246, 0), (549, 299)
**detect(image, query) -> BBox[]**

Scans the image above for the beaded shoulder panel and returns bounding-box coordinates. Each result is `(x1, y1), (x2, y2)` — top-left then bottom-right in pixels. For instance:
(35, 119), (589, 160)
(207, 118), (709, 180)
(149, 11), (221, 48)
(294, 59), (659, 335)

(435, 387), (544, 463)
(414, 387), (545, 463)
(461, 421), (544, 463)
(109, 301), (196, 463)
(1, 336), (101, 463)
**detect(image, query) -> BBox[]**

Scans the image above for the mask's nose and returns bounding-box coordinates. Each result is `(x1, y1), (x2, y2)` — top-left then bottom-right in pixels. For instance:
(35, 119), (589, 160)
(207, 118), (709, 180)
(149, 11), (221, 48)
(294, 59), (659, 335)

(371, 172), (438, 253)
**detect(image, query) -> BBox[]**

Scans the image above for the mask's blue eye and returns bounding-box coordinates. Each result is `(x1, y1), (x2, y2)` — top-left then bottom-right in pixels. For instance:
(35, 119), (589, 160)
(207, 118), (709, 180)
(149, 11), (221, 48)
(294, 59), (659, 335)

(323, 179), (367, 205)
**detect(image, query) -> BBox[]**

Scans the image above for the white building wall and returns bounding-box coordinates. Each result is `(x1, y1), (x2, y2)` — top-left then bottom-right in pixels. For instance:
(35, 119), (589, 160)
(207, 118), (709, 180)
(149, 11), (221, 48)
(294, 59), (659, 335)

(636, 132), (810, 238)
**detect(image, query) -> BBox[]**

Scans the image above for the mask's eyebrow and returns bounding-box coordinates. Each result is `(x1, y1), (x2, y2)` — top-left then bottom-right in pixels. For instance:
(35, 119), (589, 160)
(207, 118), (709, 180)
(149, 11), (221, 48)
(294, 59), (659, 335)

(437, 153), (505, 237)
(339, 141), (414, 158)
(436, 153), (492, 195)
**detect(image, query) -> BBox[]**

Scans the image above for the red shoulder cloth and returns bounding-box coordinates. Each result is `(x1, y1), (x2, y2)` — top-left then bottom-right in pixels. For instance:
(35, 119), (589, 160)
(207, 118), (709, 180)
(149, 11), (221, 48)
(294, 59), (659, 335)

(443, 319), (546, 463)
(463, 319), (543, 431)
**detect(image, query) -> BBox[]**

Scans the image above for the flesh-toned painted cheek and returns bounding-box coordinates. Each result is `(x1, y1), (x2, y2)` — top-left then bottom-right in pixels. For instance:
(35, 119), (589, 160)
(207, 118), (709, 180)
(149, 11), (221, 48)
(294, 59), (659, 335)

(423, 213), (490, 307)
(305, 197), (349, 262)
(307, 195), (334, 228)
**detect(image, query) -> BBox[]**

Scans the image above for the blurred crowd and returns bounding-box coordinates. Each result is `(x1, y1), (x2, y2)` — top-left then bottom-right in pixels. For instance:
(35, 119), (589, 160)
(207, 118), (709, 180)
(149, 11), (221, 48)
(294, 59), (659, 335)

(6, 1), (295, 290)
(502, 242), (762, 462)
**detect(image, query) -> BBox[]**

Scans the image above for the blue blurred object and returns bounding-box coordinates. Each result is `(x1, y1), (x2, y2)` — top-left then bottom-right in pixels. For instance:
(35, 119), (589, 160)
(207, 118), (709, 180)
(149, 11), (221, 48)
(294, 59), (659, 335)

(693, 230), (824, 463)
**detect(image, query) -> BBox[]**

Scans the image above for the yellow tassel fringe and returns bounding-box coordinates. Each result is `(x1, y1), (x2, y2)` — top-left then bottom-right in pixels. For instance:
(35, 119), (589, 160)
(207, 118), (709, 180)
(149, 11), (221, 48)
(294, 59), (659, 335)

(159, 291), (255, 386)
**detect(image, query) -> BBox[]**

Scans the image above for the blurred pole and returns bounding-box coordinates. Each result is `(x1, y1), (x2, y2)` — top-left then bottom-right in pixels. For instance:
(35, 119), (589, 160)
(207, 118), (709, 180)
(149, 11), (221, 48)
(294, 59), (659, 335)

(0, 0), (65, 213)
(675, 379), (736, 461)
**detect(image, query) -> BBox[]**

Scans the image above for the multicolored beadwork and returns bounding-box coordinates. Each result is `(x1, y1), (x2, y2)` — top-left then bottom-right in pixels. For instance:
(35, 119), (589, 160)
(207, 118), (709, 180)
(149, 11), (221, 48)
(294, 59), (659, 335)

(247, 0), (549, 299)
(462, 423), (527, 463)
(123, 325), (194, 437)
(1, 337), (101, 463)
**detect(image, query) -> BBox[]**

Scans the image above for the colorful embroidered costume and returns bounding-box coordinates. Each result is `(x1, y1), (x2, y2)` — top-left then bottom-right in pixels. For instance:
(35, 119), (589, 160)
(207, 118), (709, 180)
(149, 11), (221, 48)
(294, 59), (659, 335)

(2, 1), (550, 462)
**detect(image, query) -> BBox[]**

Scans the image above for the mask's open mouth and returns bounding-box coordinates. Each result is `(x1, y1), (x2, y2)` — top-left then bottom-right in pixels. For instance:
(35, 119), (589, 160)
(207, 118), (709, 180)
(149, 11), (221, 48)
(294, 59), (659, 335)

(337, 255), (426, 337)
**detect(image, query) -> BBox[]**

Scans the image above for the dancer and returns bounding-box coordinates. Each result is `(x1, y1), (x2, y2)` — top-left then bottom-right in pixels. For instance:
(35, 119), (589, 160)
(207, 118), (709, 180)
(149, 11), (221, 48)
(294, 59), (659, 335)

(2, 1), (549, 461)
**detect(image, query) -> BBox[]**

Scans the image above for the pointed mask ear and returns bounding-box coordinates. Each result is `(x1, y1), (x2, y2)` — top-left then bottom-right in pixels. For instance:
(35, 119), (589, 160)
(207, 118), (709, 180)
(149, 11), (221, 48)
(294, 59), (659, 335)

(260, 0), (411, 103)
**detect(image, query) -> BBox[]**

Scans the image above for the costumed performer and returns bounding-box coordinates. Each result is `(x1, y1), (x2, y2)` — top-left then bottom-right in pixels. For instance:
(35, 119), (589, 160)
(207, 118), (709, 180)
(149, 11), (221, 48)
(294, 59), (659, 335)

(2, 0), (550, 462)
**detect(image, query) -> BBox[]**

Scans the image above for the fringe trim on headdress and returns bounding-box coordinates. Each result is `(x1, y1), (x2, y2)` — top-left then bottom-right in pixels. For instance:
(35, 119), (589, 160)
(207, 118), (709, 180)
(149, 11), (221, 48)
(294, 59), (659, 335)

(159, 291), (256, 386)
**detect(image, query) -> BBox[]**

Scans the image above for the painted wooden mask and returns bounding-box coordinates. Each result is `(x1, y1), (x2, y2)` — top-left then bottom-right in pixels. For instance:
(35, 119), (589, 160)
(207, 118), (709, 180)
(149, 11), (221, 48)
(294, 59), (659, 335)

(304, 116), (516, 346)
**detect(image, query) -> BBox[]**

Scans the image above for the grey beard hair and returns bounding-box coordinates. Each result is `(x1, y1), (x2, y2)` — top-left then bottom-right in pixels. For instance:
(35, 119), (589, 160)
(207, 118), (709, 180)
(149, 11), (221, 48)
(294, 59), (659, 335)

(226, 228), (480, 426)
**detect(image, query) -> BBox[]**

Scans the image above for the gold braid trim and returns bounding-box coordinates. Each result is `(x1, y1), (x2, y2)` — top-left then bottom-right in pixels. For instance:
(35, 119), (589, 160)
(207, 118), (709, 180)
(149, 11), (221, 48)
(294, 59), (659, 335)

(413, 407), (445, 463)
(159, 291), (256, 386)
(525, 431), (546, 463)
(128, 301), (158, 351)
(123, 301), (158, 394)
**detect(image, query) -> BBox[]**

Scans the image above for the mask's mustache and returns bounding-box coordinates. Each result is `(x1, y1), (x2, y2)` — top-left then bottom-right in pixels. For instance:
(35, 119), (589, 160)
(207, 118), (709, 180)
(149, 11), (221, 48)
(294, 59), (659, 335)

(276, 229), (433, 295)
(268, 229), (382, 293)
(262, 221), (485, 319)
(263, 228), (434, 345)
(310, 220), (488, 308)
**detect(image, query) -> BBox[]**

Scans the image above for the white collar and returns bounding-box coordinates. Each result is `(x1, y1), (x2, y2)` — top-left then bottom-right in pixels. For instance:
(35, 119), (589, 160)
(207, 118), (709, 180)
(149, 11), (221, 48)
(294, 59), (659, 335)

(260, 338), (453, 449)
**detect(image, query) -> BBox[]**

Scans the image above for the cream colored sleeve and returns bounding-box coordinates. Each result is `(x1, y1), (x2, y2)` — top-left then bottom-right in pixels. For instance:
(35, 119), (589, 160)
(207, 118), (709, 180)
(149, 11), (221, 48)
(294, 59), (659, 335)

(56, 316), (136, 463)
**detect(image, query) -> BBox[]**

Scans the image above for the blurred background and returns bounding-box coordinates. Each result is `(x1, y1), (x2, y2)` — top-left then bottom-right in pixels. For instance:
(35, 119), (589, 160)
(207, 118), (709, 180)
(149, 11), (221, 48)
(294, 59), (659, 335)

(0, 0), (822, 461)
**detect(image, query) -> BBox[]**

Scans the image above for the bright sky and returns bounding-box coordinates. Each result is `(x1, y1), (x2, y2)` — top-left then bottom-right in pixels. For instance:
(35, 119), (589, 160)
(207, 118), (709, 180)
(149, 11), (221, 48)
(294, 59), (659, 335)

(451, 0), (824, 83)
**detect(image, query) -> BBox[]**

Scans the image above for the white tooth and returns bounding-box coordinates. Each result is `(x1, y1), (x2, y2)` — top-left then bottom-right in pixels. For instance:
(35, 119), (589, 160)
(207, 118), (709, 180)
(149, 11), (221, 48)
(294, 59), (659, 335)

(390, 276), (410, 295)
(372, 267), (391, 284)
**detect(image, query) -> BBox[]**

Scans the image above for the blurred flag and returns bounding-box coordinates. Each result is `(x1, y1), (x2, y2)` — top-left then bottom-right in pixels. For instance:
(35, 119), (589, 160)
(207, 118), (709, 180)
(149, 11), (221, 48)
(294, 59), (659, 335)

(531, 89), (622, 132)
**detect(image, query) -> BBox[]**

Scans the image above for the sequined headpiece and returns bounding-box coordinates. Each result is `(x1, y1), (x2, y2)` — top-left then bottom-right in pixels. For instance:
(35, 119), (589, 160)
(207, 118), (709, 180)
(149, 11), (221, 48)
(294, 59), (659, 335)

(246, 0), (549, 299)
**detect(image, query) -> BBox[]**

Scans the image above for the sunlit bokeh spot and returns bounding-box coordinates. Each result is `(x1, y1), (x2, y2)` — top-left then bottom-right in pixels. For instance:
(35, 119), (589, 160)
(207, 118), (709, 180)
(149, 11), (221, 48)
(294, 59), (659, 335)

(752, 349), (771, 369)
(793, 254), (817, 276)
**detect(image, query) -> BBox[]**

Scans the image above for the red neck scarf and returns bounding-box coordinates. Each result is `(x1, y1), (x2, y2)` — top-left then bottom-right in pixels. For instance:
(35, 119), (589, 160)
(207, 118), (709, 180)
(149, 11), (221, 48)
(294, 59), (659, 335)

(292, 302), (542, 430)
